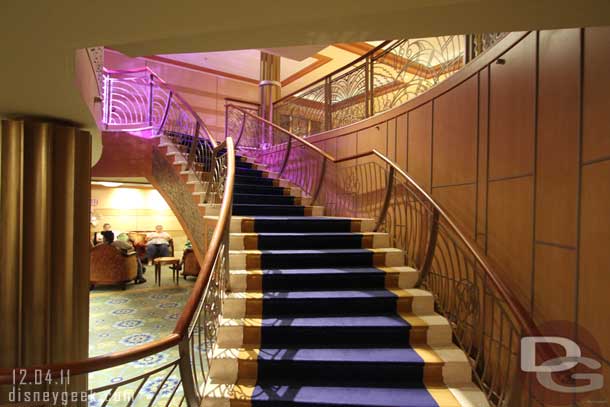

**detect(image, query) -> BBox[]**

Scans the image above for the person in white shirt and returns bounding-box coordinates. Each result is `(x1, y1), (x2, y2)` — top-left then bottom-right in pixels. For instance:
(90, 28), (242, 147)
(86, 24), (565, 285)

(145, 224), (172, 264)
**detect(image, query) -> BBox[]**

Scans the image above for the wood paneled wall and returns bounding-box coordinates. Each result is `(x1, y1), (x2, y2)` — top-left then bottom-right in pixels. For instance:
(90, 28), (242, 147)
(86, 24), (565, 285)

(306, 28), (610, 397)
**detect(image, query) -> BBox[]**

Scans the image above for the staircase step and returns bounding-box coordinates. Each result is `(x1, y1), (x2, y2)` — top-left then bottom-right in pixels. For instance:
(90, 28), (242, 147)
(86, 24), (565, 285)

(234, 183), (289, 196)
(236, 160), (254, 169)
(235, 167), (271, 177)
(233, 193), (296, 205)
(230, 232), (389, 250)
(202, 382), (487, 407)
(232, 216), (375, 233)
(210, 345), (471, 386)
(223, 288), (434, 318)
(228, 266), (419, 292)
(218, 313), (452, 349)
(235, 174), (276, 186)
(235, 166), (262, 176)
(232, 204), (323, 217)
(230, 248), (404, 269)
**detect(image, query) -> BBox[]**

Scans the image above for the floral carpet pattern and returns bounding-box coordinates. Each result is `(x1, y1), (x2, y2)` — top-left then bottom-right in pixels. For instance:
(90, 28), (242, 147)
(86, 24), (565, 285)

(88, 274), (194, 406)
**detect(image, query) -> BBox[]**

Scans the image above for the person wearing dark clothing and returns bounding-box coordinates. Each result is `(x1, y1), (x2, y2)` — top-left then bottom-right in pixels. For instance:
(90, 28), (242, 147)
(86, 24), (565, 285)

(111, 233), (146, 284)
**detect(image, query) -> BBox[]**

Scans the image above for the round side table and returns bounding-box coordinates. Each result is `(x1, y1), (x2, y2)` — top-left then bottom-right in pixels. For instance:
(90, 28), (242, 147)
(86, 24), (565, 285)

(153, 257), (181, 286)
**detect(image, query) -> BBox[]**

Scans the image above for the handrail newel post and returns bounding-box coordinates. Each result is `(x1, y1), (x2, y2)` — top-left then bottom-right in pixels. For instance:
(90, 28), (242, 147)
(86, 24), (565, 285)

(374, 166), (394, 232)
(177, 336), (199, 407)
(417, 207), (440, 286)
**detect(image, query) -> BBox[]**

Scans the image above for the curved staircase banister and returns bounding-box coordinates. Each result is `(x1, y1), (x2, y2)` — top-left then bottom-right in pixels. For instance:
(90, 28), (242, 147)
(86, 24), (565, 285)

(225, 102), (553, 406)
(228, 102), (541, 340)
(174, 138), (235, 336)
(0, 137), (235, 402)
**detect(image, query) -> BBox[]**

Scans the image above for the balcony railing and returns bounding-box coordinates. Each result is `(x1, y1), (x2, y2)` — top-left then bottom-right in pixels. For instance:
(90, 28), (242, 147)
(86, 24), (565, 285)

(273, 34), (504, 137)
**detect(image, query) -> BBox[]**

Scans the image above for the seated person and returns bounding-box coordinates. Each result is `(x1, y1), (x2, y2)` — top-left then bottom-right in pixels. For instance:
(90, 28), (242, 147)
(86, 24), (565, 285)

(145, 225), (172, 265)
(93, 223), (115, 246)
(110, 233), (146, 284)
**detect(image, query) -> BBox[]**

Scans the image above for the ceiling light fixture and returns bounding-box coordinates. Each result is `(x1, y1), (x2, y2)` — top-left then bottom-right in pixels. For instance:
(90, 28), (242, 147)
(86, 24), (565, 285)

(97, 181), (123, 188)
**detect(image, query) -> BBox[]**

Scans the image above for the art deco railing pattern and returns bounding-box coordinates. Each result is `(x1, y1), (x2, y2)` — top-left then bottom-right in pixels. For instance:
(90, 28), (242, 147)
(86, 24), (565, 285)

(102, 67), (217, 173)
(273, 34), (504, 137)
(0, 137), (235, 407)
(226, 104), (549, 407)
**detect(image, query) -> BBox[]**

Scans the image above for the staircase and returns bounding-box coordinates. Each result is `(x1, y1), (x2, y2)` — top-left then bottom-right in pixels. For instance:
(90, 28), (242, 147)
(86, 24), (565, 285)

(193, 152), (489, 407)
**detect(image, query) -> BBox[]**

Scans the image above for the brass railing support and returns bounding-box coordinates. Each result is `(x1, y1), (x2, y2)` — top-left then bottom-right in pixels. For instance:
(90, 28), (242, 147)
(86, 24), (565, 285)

(148, 74), (154, 126)
(278, 135), (292, 177)
(324, 77), (332, 131)
(417, 207), (440, 285)
(178, 336), (199, 407)
(235, 111), (247, 148)
(157, 91), (173, 134)
(310, 158), (327, 204)
(187, 122), (200, 170)
(374, 166), (394, 231)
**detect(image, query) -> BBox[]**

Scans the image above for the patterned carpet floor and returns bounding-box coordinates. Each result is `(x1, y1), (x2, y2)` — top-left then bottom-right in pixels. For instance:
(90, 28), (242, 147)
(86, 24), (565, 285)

(88, 269), (195, 406)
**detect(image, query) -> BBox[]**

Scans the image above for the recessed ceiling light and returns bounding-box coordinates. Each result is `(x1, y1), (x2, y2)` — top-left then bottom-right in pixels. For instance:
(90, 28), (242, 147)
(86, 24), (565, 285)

(96, 181), (123, 187)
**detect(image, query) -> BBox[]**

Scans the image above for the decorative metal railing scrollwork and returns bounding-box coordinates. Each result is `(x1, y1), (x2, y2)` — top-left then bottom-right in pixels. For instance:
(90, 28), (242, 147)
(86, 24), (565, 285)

(273, 34), (504, 138)
(0, 133), (235, 407)
(102, 67), (218, 173)
(225, 104), (553, 407)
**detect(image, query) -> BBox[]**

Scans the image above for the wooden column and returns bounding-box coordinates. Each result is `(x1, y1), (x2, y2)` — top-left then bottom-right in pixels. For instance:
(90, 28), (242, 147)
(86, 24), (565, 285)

(0, 119), (91, 402)
(259, 51), (281, 145)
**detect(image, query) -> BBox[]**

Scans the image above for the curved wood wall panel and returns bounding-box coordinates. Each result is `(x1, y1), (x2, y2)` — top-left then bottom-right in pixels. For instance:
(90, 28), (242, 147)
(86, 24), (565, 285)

(432, 75), (478, 188)
(583, 26), (610, 162)
(407, 102), (433, 192)
(303, 30), (610, 386)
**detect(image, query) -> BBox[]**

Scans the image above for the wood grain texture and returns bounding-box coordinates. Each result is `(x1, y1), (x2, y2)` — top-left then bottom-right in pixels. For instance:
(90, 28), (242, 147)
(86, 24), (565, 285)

(396, 114), (408, 171)
(489, 32), (536, 180)
(535, 29), (580, 247)
(579, 160), (610, 362)
(583, 26), (610, 162)
(487, 176), (534, 309)
(432, 75), (478, 187)
(533, 243), (577, 338)
(432, 184), (477, 241)
(407, 102), (433, 192)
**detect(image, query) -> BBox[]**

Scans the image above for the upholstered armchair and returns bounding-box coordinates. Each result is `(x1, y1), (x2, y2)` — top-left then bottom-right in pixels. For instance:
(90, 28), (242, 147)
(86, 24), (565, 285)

(181, 249), (200, 279)
(90, 244), (138, 289)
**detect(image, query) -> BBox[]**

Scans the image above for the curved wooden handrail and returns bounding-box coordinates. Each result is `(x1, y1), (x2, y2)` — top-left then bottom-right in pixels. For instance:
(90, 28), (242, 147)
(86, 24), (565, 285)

(104, 66), (218, 149)
(227, 102), (543, 344)
(174, 138), (235, 335)
(0, 138), (235, 385)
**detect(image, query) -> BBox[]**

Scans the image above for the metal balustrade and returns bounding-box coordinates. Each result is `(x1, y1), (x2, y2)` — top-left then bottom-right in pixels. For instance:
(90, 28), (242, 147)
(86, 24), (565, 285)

(225, 103), (550, 407)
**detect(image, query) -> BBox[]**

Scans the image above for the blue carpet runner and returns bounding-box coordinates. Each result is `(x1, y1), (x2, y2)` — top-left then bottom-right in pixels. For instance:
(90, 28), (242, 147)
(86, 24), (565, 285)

(228, 154), (442, 406)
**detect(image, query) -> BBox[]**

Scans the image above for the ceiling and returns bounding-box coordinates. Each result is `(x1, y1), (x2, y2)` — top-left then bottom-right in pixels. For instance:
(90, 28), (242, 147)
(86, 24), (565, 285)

(155, 42), (379, 83)
(157, 49), (319, 82)
(1, 0), (609, 135)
